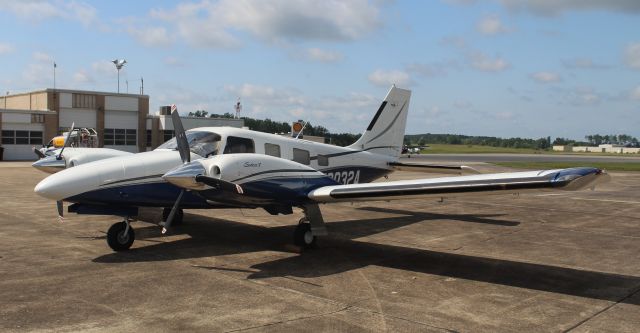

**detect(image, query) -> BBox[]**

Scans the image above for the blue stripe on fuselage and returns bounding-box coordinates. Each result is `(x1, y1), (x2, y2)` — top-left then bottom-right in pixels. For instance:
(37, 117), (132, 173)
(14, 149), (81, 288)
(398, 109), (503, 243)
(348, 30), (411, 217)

(64, 166), (391, 208)
(66, 181), (211, 208)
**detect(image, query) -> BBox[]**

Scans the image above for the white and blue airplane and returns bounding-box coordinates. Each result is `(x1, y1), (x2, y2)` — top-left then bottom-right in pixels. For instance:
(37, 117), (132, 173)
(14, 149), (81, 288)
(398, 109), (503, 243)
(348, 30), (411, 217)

(34, 86), (611, 252)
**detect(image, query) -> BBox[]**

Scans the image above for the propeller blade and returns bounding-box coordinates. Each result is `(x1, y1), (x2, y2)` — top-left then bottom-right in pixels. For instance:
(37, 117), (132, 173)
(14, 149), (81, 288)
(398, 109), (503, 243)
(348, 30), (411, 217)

(195, 175), (244, 194)
(57, 122), (75, 160)
(56, 200), (64, 218)
(170, 106), (190, 164)
(162, 189), (185, 234)
(33, 147), (46, 159)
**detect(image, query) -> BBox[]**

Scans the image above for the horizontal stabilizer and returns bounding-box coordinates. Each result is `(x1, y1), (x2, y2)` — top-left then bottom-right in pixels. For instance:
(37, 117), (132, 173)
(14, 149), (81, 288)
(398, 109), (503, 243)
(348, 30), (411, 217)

(308, 167), (610, 203)
(389, 162), (480, 175)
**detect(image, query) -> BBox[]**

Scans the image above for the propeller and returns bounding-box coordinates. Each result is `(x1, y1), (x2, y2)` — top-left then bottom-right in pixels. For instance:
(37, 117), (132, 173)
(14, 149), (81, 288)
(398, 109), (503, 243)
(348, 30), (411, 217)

(162, 105), (189, 234)
(33, 147), (46, 159)
(57, 200), (64, 221)
(57, 122), (75, 161)
(195, 175), (244, 194)
(53, 123), (75, 221)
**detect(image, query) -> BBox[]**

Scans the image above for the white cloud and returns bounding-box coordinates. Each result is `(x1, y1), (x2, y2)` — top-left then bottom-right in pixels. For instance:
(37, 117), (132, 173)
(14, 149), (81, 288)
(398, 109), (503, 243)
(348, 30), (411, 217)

(164, 56), (187, 67)
(406, 60), (459, 78)
(22, 52), (55, 86)
(73, 69), (94, 84)
(469, 52), (510, 72)
(367, 69), (412, 87)
(631, 86), (640, 101)
(625, 43), (640, 70)
(33, 51), (53, 63)
(0, 0), (98, 26)
(150, 2), (240, 49)
(0, 43), (14, 54)
(477, 15), (509, 35)
(494, 111), (514, 120)
(91, 61), (118, 77)
(147, 0), (381, 48)
(304, 48), (344, 63)
(453, 101), (472, 109)
(153, 82), (381, 133)
(530, 71), (562, 83)
(498, 0), (640, 16)
(217, 0), (381, 42)
(288, 107), (305, 118)
(127, 26), (173, 47)
(561, 57), (609, 69)
(561, 87), (601, 106)
(224, 84), (305, 107)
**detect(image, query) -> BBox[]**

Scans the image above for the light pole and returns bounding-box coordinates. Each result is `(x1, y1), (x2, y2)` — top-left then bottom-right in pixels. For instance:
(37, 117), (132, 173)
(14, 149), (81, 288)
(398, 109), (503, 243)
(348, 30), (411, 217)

(112, 59), (127, 93)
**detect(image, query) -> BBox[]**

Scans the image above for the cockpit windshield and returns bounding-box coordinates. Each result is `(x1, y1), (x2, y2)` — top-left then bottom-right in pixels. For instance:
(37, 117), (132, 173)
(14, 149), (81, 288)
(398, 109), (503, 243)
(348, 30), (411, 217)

(156, 131), (222, 157)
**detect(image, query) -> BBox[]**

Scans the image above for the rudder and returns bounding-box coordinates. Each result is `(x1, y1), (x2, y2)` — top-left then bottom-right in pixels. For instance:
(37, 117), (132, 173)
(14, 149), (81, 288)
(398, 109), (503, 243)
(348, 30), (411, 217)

(348, 86), (411, 158)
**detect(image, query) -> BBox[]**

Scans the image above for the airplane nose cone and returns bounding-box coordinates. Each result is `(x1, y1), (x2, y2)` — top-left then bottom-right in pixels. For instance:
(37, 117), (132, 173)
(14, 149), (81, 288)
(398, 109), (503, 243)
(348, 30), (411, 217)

(32, 156), (66, 174)
(163, 161), (206, 190)
(34, 175), (64, 200)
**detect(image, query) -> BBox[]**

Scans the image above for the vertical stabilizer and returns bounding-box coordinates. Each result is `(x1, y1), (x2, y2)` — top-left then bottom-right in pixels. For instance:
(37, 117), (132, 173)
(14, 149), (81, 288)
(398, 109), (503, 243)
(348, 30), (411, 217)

(348, 86), (411, 158)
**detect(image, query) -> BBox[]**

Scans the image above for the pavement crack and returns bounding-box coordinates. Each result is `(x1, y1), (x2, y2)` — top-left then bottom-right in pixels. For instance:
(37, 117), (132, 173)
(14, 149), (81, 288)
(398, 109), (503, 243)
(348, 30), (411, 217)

(223, 304), (354, 333)
(563, 282), (640, 332)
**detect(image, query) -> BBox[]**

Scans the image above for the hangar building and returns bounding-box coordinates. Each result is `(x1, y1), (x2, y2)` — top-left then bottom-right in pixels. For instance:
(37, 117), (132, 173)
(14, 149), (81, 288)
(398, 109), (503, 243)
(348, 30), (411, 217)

(0, 88), (244, 160)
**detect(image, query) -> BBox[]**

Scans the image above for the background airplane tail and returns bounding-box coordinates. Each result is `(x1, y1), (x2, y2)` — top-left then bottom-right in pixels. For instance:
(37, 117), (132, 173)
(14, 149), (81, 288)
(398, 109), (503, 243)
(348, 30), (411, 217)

(348, 86), (411, 159)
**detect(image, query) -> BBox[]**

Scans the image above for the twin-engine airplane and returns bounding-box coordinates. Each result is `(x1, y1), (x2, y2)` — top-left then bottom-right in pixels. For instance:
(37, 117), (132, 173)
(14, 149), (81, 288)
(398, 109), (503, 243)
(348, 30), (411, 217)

(34, 86), (610, 252)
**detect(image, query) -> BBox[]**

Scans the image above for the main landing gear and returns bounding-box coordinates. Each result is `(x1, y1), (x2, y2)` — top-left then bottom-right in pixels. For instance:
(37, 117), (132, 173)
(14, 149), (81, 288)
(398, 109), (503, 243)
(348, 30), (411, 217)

(293, 204), (328, 250)
(106, 219), (135, 251)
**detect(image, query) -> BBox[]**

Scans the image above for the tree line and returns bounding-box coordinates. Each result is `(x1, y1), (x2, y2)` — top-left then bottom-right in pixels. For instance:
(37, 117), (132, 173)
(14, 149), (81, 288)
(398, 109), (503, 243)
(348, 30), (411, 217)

(404, 134), (552, 149)
(187, 111), (639, 149)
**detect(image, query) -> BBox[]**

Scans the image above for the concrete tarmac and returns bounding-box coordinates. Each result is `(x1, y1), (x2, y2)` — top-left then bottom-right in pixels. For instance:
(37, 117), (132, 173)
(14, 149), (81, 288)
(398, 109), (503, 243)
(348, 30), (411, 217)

(1, 162), (639, 332)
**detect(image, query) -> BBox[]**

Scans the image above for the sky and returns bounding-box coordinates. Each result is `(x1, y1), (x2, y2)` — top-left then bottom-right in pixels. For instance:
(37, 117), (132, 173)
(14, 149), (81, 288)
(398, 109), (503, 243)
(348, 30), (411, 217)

(0, 0), (639, 140)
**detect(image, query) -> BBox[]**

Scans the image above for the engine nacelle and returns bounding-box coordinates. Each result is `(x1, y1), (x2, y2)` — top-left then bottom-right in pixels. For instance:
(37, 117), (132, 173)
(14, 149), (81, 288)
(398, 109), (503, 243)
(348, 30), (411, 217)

(199, 153), (325, 184)
(162, 153), (337, 207)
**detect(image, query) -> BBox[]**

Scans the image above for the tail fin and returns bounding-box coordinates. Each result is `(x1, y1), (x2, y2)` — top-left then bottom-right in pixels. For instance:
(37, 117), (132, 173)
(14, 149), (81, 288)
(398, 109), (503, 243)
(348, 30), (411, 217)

(348, 86), (411, 158)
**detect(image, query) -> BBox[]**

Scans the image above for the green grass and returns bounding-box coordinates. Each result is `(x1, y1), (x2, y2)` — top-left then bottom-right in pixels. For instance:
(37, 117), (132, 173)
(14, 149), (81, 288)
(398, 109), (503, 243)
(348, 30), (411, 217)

(421, 144), (640, 157)
(494, 161), (640, 172)
(422, 144), (545, 154)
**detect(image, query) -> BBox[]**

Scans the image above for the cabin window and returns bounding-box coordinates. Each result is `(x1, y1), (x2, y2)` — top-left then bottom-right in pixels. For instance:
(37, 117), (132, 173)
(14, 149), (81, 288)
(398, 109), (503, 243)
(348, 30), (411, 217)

(317, 154), (329, 166)
(264, 143), (281, 157)
(224, 136), (255, 154)
(293, 148), (310, 165)
(155, 130), (222, 157)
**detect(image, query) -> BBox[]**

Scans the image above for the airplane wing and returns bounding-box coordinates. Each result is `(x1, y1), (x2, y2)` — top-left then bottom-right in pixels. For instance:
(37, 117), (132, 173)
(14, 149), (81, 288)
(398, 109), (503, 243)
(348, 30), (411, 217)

(308, 167), (610, 203)
(388, 161), (480, 175)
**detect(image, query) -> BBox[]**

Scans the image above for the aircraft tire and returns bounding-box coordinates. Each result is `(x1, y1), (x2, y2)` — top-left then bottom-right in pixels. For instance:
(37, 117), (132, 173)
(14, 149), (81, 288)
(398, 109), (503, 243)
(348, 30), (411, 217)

(294, 222), (316, 249)
(162, 208), (184, 226)
(107, 221), (135, 251)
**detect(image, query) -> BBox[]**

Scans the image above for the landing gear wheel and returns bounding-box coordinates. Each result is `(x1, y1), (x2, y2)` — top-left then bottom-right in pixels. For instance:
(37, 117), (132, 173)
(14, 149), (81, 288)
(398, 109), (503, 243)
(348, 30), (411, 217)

(107, 221), (135, 251)
(294, 220), (316, 249)
(162, 207), (184, 226)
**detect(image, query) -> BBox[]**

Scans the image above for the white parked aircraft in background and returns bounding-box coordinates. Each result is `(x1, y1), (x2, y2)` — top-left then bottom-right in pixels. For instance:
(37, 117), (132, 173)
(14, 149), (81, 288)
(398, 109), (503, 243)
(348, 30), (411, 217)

(34, 86), (610, 252)
(32, 124), (132, 174)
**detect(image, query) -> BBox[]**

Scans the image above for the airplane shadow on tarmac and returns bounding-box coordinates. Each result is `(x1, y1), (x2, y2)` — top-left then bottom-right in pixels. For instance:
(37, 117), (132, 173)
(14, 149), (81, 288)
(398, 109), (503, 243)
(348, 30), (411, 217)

(92, 207), (640, 306)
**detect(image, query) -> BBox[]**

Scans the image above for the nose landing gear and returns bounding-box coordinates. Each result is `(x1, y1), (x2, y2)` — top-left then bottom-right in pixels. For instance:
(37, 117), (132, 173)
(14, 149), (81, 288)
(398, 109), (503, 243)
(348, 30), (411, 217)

(106, 219), (135, 251)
